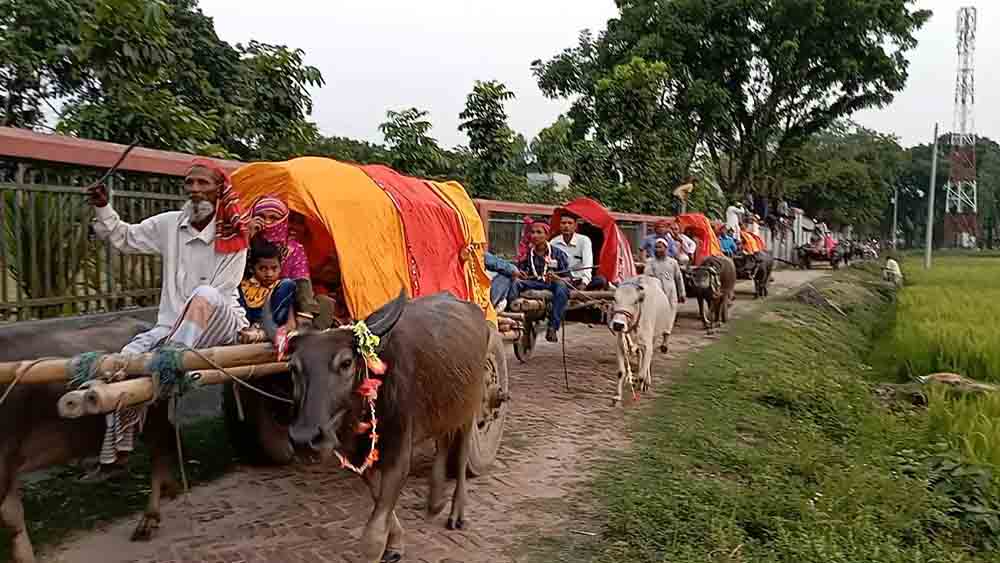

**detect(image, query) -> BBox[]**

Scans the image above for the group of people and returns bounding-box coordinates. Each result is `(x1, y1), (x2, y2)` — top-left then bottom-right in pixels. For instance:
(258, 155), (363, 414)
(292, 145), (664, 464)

(484, 214), (610, 343)
(83, 158), (348, 481)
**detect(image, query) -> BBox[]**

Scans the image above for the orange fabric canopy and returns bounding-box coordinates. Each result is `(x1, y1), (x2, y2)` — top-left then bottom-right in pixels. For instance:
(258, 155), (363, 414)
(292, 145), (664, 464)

(740, 231), (766, 253)
(677, 213), (723, 265)
(231, 157), (494, 323)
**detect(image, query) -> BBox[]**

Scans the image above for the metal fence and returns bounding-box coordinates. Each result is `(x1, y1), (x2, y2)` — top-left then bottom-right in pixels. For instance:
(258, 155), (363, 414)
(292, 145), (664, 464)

(0, 158), (185, 322)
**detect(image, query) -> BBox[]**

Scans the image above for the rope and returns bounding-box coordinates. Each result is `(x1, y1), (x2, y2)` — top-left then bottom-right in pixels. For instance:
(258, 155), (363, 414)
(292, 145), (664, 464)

(175, 344), (293, 404)
(148, 346), (194, 398)
(0, 358), (54, 406)
(68, 352), (103, 389)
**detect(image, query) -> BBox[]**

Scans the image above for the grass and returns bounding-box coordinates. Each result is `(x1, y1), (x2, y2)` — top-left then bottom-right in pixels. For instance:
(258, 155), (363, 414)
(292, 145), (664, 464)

(0, 416), (235, 558)
(526, 268), (995, 562)
(872, 255), (1000, 383)
(871, 254), (1000, 487)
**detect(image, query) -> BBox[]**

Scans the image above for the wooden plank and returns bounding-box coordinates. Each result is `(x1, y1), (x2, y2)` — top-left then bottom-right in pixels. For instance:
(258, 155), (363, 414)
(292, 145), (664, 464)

(0, 342), (276, 385)
(59, 362), (290, 418)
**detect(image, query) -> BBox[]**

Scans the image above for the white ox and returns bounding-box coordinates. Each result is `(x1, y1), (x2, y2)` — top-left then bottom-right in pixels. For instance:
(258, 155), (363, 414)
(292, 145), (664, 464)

(608, 276), (675, 405)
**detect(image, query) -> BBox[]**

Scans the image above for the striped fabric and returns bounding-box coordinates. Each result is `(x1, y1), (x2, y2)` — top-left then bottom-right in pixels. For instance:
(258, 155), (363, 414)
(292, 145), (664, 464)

(100, 286), (243, 465)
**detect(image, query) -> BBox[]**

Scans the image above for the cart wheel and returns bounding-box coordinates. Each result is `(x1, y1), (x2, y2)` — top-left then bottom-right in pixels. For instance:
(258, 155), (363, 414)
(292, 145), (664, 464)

(513, 321), (537, 363)
(222, 378), (294, 465)
(451, 328), (509, 478)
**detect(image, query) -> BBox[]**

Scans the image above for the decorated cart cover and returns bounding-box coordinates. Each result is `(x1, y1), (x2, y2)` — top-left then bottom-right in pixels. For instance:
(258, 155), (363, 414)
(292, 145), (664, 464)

(676, 213), (724, 265)
(740, 231), (766, 253)
(549, 197), (637, 284)
(231, 157), (496, 324)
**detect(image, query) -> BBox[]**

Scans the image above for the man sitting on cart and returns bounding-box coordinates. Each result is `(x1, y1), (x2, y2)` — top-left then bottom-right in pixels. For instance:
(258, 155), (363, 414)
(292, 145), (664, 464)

(640, 219), (673, 261)
(720, 227), (739, 257)
(671, 222), (697, 265)
(85, 158), (250, 481)
(550, 213), (608, 291)
(512, 222), (571, 343)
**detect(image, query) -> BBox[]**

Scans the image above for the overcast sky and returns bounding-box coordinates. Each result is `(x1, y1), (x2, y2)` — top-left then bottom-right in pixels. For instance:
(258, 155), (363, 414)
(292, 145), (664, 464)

(199, 0), (993, 150)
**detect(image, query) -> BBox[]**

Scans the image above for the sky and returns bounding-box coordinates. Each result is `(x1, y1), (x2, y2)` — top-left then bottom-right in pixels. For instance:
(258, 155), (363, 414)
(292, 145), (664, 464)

(199, 0), (994, 150)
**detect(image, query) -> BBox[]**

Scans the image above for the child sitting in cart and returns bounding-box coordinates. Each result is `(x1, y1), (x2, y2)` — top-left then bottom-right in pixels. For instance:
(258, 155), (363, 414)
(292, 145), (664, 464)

(238, 238), (298, 343)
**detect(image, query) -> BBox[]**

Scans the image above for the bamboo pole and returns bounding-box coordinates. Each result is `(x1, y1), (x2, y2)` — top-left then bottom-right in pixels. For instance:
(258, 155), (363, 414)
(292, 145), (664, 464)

(57, 362), (289, 418)
(0, 343), (276, 386)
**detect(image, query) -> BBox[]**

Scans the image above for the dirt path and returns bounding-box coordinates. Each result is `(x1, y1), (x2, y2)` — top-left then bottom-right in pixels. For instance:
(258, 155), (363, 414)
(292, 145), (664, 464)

(47, 269), (827, 563)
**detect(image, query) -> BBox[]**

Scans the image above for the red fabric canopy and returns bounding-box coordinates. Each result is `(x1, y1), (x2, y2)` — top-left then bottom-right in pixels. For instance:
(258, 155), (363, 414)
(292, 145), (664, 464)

(549, 197), (637, 283)
(361, 165), (470, 300)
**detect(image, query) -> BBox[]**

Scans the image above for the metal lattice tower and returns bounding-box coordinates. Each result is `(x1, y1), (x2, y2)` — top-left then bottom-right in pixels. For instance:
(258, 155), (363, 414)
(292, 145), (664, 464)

(944, 6), (978, 245)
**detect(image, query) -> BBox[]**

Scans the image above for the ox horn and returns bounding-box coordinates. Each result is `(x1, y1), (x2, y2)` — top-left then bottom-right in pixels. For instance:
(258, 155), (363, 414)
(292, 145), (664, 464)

(365, 289), (407, 337)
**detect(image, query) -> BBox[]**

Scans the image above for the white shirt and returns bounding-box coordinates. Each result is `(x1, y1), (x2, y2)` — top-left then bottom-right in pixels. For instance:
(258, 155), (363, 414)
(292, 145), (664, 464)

(550, 232), (594, 285)
(677, 233), (697, 256)
(725, 205), (745, 230)
(92, 203), (248, 330)
(748, 221), (761, 236)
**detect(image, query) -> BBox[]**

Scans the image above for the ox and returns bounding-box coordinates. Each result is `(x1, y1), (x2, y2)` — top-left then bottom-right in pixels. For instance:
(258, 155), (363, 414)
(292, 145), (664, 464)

(0, 316), (179, 563)
(609, 276), (673, 405)
(690, 255), (736, 333)
(275, 291), (492, 563)
(742, 250), (774, 299)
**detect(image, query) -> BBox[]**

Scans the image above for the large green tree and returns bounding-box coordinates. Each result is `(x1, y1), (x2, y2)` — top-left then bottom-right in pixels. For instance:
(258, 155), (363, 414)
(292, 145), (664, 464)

(781, 121), (904, 231)
(458, 80), (521, 199)
(0, 0), (83, 128)
(2, 0), (323, 158)
(379, 108), (448, 178)
(534, 0), (930, 198)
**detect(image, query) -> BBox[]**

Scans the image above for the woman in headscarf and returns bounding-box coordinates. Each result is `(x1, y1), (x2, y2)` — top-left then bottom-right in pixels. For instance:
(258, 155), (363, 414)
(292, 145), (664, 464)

(238, 197), (319, 342)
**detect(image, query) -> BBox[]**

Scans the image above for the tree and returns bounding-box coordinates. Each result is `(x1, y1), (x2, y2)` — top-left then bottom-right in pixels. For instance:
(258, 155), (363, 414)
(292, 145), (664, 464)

(592, 57), (690, 213)
(220, 41), (324, 160)
(458, 80), (520, 199)
(302, 135), (390, 164)
(2, 0), (324, 158)
(379, 108), (447, 178)
(534, 0), (930, 198)
(782, 122), (904, 231)
(0, 0), (83, 128)
(530, 115), (575, 174)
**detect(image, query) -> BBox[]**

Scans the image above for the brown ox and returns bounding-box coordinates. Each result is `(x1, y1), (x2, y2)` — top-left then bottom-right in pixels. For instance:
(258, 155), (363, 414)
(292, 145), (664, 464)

(691, 255), (737, 332)
(0, 316), (179, 563)
(276, 291), (490, 563)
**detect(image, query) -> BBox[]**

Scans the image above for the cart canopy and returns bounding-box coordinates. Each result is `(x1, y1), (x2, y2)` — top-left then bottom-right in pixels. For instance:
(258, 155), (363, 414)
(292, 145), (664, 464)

(232, 157), (494, 323)
(676, 213), (723, 265)
(549, 197), (637, 284)
(740, 231), (766, 253)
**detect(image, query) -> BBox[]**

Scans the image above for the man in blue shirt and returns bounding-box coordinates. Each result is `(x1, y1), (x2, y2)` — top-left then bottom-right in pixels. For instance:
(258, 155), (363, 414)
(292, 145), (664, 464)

(512, 222), (571, 342)
(640, 219), (675, 260)
(719, 227), (739, 257)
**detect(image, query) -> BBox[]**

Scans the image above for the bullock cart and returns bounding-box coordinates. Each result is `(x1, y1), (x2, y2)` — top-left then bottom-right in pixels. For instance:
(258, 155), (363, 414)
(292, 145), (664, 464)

(2, 157), (513, 476)
(508, 198), (636, 362)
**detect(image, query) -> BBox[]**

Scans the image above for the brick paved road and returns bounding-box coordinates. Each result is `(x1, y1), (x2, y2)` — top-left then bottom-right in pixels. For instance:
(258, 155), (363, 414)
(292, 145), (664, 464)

(46, 271), (826, 563)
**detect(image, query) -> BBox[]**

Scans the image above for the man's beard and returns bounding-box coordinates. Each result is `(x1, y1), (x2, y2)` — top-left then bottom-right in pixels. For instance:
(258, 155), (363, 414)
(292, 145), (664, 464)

(190, 200), (215, 223)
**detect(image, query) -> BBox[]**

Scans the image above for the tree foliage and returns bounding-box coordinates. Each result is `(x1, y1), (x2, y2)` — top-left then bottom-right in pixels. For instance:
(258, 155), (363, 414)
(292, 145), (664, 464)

(458, 80), (521, 199)
(379, 108), (448, 178)
(781, 121), (904, 230)
(534, 0), (930, 199)
(1, 0), (323, 158)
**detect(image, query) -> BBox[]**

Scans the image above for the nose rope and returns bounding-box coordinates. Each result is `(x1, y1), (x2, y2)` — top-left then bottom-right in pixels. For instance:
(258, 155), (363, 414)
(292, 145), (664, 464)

(608, 308), (641, 334)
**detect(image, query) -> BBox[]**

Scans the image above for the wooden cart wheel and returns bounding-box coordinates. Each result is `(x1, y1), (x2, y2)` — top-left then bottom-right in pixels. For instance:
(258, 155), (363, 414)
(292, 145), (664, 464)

(513, 321), (537, 363)
(222, 378), (294, 465)
(451, 328), (509, 477)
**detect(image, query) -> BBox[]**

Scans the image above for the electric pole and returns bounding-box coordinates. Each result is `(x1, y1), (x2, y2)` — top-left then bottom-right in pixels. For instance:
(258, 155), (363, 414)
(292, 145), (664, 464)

(925, 123), (939, 269)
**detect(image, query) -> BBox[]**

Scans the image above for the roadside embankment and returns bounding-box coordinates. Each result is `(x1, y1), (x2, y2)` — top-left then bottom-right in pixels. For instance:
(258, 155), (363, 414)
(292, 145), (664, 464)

(533, 265), (997, 562)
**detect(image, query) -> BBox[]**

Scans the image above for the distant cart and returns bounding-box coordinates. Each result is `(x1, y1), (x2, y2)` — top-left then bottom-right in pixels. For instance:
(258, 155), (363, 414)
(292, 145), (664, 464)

(508, 197), (636, 362)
